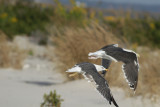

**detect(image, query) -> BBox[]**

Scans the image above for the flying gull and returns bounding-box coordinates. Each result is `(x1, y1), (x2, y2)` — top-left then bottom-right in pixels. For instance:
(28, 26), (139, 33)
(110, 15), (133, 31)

(88, 44), (140, 91)
(66, 62), (119, 107)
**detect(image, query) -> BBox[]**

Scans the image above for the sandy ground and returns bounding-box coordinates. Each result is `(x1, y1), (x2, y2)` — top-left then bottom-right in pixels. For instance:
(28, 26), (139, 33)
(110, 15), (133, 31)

(0, 57), (160, 107)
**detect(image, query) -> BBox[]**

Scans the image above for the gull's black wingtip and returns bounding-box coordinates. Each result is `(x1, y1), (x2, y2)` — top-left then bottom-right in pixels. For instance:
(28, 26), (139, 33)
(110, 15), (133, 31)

(130, 80), (138, 92)
(111, 96), (119, 107)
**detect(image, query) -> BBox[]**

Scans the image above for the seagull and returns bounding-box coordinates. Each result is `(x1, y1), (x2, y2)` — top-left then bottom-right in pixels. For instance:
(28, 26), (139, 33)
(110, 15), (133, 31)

(66, 62), (119, 107)
(88, 44), (140, 91)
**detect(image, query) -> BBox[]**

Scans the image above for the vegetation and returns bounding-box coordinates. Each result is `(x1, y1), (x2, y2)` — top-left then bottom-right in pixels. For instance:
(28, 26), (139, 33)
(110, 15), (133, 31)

(103, 15), (160, 48)
(0, 0), (160, 48)
(0, 31), (25, 69)
(0, 0), (88, 39)
(51, 0), (88, 27)
(41, 90), (63, 107)
(51, 1), (160, 48)
(0, 0), (52, 39)
(51, 22), (119, 79)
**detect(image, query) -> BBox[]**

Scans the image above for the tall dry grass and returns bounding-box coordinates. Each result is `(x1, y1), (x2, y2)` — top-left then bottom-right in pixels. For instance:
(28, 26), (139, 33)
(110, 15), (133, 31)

(137, 48), (160, 98)
(50, 23), (160, 98)
(51, 22), (120, 79)
(0, 31), (10, 67)
(0, 31), (26, 69)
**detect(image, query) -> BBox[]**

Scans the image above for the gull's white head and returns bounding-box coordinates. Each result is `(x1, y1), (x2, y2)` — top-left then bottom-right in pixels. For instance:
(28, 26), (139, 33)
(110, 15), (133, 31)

(66, 65), (82, 73)
(88, 50), (106, 59)
(94, 64), (106, 72)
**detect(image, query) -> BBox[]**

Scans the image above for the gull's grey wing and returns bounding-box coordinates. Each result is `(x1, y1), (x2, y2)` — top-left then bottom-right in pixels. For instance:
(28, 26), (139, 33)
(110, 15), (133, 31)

(104, 47), (138, 64)
(103, 47), (139, 91)
(122, 62), (138, 91)
(96, 78), (119, 107)
(77, 63), (119, 107)
(101, 58), (111, 76)
(89, 44), (139, 91)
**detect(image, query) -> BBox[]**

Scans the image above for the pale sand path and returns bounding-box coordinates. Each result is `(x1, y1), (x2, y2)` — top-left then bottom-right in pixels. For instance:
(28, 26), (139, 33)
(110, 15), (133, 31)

(0, 58), (159, 107)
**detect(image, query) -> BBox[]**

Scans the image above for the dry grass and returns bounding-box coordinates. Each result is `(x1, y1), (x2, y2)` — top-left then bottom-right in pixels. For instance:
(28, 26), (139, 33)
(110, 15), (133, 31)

(50, 23), (160, 98)
(0, 31), (10, 67)
(0, 31), (26, 69)
(137, 48), (160, 98)
(51, 22), (120, 79)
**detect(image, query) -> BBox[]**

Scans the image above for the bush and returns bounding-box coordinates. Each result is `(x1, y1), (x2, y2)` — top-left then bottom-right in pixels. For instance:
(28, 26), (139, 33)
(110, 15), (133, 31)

(103, 14), (160, 48)
(52, 0), (88, 27)
(41, 90), (63, 107)
(0, 1), (52, 39)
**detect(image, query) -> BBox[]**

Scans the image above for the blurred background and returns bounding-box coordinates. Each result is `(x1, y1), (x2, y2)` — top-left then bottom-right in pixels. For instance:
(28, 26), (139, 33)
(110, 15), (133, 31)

(0, 0), (160, 107)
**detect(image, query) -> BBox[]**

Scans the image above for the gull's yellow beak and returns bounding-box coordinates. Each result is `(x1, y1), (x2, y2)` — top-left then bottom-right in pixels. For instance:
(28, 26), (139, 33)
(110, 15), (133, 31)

(105, 69), (109, 72)
(69, 72), (78, 77)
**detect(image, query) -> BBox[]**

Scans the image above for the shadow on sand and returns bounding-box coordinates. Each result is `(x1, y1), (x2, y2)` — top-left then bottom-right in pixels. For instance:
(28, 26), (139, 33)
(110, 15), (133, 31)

(23, 80), (56, 86)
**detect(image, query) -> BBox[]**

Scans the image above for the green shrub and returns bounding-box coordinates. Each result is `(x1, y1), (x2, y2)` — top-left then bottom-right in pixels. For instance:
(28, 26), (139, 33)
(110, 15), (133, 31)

(0, 1), (52, 39)
(103, 15), (160, 48)
(41, 90), (64, 107)
(52, 0), (88, 26)
(0, 0), (89, 38)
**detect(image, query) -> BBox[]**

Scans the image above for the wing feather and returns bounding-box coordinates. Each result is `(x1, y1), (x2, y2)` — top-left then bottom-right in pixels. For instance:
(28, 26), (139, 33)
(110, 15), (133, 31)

(96, 81), (119, 107)
(102, 46), (139, 91)
(122, 62), (138, 91)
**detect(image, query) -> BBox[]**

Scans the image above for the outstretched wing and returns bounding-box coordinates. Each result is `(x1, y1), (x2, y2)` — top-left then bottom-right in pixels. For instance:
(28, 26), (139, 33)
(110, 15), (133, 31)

(122, 62), (138, 91)
(81, 74), (119, 107)
(77, 63), (119, 107)
(96, 80), (119, 107)
(103, 47), (139, 91)
(101, 58), (111, 76)
(88, 44), (139, 91)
